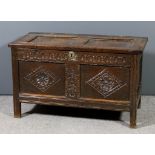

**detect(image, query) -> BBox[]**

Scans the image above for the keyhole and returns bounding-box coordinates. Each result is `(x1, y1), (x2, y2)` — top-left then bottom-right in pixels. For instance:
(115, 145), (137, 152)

(70, 53), (73, 58)
(70, 52), (74, 58)
(69, 51), (76, 61)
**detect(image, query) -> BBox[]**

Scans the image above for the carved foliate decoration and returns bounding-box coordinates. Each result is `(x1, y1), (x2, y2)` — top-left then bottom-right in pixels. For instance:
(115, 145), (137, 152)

(25, 66), (60, 92)
(65, 64), (80, 98)
(86, 69), (127, 98)
(16, 49), (130, 66)
(78, 53), (128, 65)
(17, 49), (68, 62)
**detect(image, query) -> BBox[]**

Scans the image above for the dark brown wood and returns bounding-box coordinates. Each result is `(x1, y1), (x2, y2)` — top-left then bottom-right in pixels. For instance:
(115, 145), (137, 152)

(130, 55), (137, 128)
(11, 48), (21, 118)
(9, 32), (148, 128)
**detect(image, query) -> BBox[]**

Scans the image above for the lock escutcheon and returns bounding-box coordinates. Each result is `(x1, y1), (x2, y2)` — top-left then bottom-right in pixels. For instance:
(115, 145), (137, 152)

(68, 51), (77, 61)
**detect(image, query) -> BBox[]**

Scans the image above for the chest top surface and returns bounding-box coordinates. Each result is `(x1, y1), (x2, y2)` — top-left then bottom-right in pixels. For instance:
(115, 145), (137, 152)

(9, 32), (148, 54)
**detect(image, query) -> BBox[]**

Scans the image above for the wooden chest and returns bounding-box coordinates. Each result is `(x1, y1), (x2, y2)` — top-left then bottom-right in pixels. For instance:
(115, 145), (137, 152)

(9, 32), (148, 128)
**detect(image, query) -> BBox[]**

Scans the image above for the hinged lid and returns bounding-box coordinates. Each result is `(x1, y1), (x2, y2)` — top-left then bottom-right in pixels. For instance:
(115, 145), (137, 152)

(8, 32), (148, 54)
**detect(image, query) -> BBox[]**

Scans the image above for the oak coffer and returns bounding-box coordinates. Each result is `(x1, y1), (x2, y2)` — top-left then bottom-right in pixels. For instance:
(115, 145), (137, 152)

(8, 32), (148, 128)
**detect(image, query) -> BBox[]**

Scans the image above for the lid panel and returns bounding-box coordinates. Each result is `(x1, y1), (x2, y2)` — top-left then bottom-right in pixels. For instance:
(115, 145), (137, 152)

(30, 36), (88, 47)
(8, 32), (148, 53)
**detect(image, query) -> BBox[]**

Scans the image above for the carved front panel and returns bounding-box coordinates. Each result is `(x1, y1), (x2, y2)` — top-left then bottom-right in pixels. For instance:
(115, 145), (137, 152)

(81, 65), (130, 100)
(24, 66), (60, 92)
(19, 61), (65, 96)
(86, 69), (127, 98)
(65, 64), (80, 99)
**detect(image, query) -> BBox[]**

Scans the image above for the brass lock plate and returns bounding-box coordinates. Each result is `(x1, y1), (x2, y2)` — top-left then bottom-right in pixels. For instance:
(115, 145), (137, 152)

(68, 51), (77, 61)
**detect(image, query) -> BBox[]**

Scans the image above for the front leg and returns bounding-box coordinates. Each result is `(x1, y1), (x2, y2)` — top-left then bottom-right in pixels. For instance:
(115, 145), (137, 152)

(130, 104), (137, 128)
(14, 99), (21, 118)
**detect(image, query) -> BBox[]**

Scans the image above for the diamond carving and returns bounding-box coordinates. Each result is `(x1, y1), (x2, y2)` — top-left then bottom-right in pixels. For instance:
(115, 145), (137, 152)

(25, 66), (60, 92)
(86, 69), (126, 98)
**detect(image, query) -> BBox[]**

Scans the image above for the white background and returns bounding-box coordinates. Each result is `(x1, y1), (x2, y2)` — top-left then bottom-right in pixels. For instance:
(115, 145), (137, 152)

(0, 0), (154, 21)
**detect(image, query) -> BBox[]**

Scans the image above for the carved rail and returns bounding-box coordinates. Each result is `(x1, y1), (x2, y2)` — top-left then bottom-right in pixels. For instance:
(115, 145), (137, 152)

(16, 48), (131, 66)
